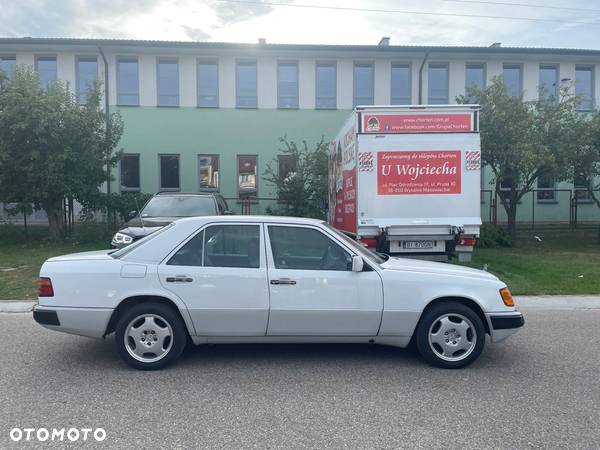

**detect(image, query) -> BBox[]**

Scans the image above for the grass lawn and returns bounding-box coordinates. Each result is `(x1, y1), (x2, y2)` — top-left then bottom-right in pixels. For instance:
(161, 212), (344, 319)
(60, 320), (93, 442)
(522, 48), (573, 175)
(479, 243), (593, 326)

(459, 234), (600, 295)
(0, 224), (599, 299)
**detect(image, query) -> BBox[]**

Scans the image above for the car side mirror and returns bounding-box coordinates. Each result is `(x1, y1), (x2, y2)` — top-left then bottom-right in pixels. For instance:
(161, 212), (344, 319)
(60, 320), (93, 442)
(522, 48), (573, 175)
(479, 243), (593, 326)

(351, 256), (364, 272)
(128, 210), (138, 220)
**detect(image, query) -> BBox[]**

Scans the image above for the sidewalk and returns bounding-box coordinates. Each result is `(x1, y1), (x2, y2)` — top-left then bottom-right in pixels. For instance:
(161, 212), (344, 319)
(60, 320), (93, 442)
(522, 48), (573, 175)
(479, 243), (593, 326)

(1, 295), (600, 313)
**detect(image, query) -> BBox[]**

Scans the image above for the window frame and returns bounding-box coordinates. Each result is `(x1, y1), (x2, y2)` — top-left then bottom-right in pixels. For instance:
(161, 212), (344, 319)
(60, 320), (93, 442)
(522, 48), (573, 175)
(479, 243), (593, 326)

(0, 54), (17, 79)
(119, 153), (141, 193)
(390, 62), (412, 105)
(156, 57), (180, 107)
(277, 60), (299, 109)
(116, 56), (140, 106)
(353, 62), (375, 107)
(538, 63), (559, 102)
(536, 174), (557, 203)
(235, 60), (258, 109)
(465, 62), (486, 96)
(197, 59), (219, 108)
(575, 64), (595, 112)
(574, 173), (593, 203)
(75, 55), (98, 105)
(198, 154), (220, 192)
(427, 62), (450, 105)
(34, 55), (57, 90)
(237, 154), (258, 198)
(502, 63), (523, 98)
(277, 154), (297, 179)
(158, 153), (181, 192)
(315, 61), (337, 110)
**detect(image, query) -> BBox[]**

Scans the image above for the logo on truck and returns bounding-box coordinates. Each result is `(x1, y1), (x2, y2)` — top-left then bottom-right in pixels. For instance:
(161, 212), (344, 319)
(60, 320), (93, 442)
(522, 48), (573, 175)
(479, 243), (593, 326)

(358, 152), (374, 172)
(365, 116), (380, 132)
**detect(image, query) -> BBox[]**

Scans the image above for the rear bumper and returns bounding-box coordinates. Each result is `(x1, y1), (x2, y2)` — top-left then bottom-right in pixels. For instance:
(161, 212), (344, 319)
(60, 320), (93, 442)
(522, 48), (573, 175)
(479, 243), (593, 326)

(487, 312), (524, 343)
(33, 305), (113, 339)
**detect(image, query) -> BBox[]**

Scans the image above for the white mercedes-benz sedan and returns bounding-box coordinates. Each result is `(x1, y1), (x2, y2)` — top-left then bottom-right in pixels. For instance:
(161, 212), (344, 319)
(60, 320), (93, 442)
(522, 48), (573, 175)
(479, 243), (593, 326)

(34, 216), (523, 370)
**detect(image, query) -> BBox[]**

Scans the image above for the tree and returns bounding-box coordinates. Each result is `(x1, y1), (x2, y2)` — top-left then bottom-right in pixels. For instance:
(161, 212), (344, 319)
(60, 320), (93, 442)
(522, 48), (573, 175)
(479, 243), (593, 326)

(0, 65), (123, 239)
(263, 137), (329, 219)
(458, 77), (579, 241)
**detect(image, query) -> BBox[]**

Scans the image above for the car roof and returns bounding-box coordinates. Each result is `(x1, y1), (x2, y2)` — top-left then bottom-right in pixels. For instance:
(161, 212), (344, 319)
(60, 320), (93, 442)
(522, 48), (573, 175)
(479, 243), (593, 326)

(173, 215), (325, 226)
(154, 192), (219, 197)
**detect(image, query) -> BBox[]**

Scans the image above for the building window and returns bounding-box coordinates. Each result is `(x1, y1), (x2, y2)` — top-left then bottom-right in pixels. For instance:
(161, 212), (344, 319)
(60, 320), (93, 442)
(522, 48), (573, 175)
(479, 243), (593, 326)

(160, 154), (180, 191)
(238, 155), (257, 197)
(236, 61), (257, 108)
(315, 62), (336, 109)
(197, 61), (219, 107)
(35, 56), (57, 89)
(503, 63), (522, 97)
(575, 65), (594, 111)
(117, 57), (139, 106)
(157, 59), (179, 107)
(574, 173), (592, 202)
(537, 174), (556, 202)
(465, 63), (485, 97)
(278, 61), (298, 109)
(353, 63), (374, 106)
(391, 63), (411, 105)
(278, 155), (297, 179)
(198, 155), (219, 191)
(428, 63), (449, 104)
(0, 55), (16, 79)
(120, 154), (140, 192)
(539, 64), (559, 101)
(76, 57), (98, 105)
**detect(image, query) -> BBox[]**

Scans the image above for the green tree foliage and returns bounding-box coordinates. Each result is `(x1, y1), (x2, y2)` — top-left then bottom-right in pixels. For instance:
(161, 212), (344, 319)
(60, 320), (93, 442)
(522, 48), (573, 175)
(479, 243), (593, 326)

(0, 65), (123, 239)
(458, 77), (580, 241)
(263, 137), (329, 219)
(568, 111), (600, 209)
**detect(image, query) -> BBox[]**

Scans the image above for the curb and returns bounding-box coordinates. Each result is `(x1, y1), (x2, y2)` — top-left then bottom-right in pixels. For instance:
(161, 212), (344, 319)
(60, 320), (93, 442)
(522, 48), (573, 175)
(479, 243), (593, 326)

(0, 301), (36, 313)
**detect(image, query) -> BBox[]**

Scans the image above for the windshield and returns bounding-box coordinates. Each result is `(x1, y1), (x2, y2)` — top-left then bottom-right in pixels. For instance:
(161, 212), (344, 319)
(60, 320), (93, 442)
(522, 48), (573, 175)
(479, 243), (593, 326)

(140, 196), (216, 218)
(111, 223), (175, 259)
(323, 223), (387, 265)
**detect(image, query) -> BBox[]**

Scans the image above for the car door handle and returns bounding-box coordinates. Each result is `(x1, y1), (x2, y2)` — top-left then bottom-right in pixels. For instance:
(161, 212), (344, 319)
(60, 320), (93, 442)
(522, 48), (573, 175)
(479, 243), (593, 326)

(166, 276), (193, 283)
(270, 278), (296, 285)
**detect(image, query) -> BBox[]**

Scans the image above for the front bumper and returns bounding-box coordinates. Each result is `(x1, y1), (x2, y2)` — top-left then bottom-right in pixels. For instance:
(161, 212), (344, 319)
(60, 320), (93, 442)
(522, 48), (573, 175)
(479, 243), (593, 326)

(487, 312), (524, 343)
(33, 305), (113, 339)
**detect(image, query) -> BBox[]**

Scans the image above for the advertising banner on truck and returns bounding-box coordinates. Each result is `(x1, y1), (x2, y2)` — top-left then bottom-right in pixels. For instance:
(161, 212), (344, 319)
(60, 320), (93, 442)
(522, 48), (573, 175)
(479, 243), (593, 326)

(362, 113), (473, 134)
(329, 120), (357, 234)
(377, 150), (461, 195)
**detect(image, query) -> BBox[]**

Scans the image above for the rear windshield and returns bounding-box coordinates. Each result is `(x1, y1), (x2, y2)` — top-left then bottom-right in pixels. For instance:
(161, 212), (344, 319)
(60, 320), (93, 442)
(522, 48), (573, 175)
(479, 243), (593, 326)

(141, 196), (216, 218)
(111, 223), (175, 259)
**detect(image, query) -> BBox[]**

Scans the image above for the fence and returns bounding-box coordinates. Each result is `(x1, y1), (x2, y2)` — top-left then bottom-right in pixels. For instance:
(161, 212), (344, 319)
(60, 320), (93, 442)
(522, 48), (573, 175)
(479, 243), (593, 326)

(481, 189), (600, 228)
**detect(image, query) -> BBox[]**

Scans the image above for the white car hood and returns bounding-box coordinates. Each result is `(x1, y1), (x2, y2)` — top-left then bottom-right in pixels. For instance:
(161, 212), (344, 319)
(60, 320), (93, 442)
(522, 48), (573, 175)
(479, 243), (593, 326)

(381, 257), (498, 281)
(46, 250), (115, 262)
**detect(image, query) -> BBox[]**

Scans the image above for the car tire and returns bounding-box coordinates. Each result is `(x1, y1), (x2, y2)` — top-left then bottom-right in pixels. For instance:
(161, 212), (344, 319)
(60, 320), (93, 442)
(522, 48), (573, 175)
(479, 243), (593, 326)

(415, 301), (485, 369)
(115, 302), (187, 370)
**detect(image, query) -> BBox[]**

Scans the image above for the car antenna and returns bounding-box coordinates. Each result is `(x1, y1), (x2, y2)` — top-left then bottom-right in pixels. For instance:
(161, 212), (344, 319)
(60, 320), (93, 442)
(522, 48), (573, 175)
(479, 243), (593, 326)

(134, 196), (145, 230)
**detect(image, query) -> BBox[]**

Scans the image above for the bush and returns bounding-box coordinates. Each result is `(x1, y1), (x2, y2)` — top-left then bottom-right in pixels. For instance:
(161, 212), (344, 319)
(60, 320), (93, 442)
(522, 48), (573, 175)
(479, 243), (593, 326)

(477, 224), (512, 248)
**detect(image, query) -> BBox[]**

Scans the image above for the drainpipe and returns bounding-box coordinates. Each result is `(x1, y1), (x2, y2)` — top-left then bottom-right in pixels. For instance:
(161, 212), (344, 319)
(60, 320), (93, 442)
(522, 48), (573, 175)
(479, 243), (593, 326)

(418, 51), (429, 105)
(98, 46), (112, 227)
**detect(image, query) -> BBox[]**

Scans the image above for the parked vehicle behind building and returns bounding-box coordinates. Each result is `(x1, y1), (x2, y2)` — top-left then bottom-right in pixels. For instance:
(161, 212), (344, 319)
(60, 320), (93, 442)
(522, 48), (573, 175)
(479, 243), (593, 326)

(111, 192), (232, 248)
(329, 105), (482, 261)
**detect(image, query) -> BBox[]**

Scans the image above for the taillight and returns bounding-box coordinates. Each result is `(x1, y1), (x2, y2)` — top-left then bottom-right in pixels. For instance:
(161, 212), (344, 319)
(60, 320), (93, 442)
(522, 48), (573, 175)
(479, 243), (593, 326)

(358, 237), (378, 248)
(458, 238), (477, 247)
(38, 277), (54, 297)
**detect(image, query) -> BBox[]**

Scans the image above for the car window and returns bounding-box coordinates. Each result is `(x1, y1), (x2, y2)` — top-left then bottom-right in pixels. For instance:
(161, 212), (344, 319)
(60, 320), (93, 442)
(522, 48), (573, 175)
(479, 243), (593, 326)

(268, 226), (351, 271)
(141, 195), (216, 217)
(167, 231), (204, 266)
(204, 225), (260, 268)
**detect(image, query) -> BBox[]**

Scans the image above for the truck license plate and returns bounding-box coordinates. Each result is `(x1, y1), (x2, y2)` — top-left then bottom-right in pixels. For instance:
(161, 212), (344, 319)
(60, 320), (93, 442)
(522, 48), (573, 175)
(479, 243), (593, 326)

(402, 241), (434, 250)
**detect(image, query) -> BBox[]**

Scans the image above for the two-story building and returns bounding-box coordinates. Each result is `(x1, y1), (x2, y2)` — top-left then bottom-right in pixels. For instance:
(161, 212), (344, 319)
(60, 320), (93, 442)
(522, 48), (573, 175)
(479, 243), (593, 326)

(0, 37), (598, 224)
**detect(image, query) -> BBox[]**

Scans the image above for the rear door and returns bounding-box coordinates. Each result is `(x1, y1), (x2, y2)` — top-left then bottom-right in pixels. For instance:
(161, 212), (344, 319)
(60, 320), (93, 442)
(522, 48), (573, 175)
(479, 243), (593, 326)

(264, 223), (383, 336)
(158, 222), (269, 335)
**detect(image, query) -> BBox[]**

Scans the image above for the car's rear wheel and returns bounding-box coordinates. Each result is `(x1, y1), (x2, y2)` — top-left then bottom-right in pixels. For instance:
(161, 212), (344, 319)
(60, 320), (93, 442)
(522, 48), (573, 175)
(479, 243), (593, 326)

(115, 302), (187, 370)
(415, 301), (485, 369)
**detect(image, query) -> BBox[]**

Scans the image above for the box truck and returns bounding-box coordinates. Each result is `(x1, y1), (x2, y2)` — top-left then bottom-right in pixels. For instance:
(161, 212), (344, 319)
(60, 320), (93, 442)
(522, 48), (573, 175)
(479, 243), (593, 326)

(328, 105), (481, 262)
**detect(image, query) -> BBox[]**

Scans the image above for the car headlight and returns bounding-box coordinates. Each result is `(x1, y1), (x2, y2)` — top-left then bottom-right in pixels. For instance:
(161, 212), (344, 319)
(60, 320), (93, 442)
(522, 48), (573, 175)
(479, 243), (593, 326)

(112, 232), (134, 246)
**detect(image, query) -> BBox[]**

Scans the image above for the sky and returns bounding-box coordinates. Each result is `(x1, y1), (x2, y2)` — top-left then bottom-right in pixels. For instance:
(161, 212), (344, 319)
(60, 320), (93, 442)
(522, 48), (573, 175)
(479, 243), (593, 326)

(0, 0), (599, 49)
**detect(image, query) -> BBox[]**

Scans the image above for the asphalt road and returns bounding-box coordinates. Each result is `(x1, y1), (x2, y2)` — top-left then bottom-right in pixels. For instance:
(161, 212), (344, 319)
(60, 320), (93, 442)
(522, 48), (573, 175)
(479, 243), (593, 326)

(1, 307), (599, 449)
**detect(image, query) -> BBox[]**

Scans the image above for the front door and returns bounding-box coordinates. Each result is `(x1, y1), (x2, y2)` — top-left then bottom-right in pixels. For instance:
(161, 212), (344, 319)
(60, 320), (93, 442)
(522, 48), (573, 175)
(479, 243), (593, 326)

(159, 222), (269, 336)
(265, 224), (383, 336)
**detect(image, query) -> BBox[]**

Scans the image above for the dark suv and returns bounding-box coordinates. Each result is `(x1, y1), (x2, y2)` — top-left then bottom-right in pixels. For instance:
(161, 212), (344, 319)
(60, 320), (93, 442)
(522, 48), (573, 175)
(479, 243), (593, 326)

(111, 192), (232, 248)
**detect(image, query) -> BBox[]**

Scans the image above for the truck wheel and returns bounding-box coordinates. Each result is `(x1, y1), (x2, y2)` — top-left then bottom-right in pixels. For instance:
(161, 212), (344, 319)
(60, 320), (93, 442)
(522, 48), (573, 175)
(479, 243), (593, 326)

(115, 302), (187, 370)
(415, 301), (485, 369)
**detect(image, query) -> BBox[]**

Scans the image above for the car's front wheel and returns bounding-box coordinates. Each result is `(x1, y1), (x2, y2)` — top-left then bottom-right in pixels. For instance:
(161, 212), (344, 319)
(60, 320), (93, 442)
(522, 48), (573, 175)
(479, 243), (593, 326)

(115, 302), (187, 370)
(415, 301), (485, 369)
